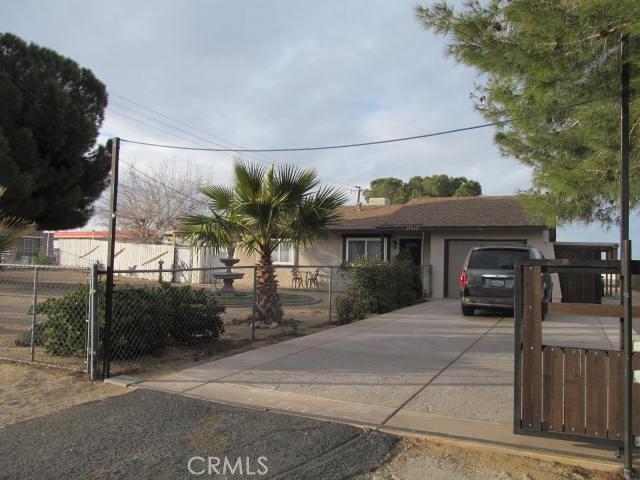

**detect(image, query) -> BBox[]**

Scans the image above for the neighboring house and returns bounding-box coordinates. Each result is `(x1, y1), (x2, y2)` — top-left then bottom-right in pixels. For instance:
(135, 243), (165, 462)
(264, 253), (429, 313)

(1, 231), (54, 264)
(54, 230), (222, 282)
(238, 196), (556, 299)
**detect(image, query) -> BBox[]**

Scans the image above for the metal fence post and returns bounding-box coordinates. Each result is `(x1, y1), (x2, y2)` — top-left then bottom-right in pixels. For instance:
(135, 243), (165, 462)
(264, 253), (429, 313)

(30, 266), (39, 362)
(88, 263), (100, 380)
(328, 266), (333, 323)
(251, 266), (257, 341)
(158, 260), (164, 283)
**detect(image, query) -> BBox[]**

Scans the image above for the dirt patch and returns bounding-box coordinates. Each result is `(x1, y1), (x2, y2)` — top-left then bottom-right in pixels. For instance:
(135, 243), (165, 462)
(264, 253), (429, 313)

(0, 362), (123, 426)
(369, 438), (623, 480)
(0, 319), (336, 426)
(115, 320), (335, 379)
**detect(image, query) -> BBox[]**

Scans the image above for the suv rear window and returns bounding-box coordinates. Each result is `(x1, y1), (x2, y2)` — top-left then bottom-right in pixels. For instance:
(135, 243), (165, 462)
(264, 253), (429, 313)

(468, 249), (530, 270)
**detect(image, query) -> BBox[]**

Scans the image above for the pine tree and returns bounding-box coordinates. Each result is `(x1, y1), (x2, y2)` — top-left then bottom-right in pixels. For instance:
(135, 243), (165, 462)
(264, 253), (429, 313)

(416, 0), (640, 225)
(0, 33), (110, 229)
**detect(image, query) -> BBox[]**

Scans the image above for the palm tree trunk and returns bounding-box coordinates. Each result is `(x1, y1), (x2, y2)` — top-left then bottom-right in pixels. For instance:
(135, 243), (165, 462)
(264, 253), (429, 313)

(255, 252), (283, 325)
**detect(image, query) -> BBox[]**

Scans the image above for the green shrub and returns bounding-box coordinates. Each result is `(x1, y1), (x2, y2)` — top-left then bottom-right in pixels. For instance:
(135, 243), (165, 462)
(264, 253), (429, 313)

(156, 284), (226, 344)
(35, 284), (92, 357)
(14, 323), (46, 347)
(335, 294), (366, 324)
(33, 282), (225, 360)
(343, 255), (424, 319)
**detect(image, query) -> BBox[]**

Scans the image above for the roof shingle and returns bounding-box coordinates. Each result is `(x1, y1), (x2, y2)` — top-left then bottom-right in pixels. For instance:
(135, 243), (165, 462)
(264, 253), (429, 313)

(331, 195), (544, 230)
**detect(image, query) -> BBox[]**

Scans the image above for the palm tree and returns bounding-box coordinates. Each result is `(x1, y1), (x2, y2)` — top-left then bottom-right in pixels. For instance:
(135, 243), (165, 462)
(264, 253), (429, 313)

(0, 187), (30, 256)
(182, 161), (346, 324)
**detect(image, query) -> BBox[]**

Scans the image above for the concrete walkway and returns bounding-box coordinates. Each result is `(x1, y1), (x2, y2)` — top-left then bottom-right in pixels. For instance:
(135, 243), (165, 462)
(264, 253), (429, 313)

(137, 299), (622, 463)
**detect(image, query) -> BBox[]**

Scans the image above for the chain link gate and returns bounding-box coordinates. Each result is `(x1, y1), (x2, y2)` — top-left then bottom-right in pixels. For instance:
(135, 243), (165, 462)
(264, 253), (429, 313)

(0, 264), (94, 373)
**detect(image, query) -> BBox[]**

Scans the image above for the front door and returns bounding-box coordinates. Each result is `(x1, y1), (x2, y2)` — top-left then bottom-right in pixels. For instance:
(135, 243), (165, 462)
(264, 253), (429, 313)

(398, 238), (421, 265)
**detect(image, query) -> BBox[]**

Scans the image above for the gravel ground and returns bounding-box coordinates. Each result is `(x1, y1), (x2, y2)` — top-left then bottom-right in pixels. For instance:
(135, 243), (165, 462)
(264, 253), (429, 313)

(0, 362), (124, 427)
(0, 389), (398, 480)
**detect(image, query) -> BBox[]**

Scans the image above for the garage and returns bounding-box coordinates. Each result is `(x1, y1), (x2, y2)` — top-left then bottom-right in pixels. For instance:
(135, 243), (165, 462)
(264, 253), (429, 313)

(445, 239), (526, 298)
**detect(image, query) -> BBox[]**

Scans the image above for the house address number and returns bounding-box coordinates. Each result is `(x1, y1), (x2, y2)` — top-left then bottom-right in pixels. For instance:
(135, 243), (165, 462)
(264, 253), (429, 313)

(405, 225), (421, 231)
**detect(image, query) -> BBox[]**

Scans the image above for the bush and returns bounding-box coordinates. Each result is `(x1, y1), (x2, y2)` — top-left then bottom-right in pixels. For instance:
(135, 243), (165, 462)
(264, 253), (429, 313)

(335, 294), (366, 324)
(341, 255), (424, 320)
(32, 283), (225, 360)
(35, 284), (92, 357)
(14, 323), (46, 347)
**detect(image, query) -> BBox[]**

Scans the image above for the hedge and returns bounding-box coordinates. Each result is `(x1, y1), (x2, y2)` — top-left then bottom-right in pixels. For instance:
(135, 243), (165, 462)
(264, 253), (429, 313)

(336, 253), (424, 323)
(32, 283), (225, 360)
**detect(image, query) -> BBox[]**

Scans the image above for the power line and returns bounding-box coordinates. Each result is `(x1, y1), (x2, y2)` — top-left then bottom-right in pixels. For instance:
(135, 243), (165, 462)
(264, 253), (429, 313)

(107, 108), (211, 148)
(110, 91), (264, 153)
(108, 91), (359, 191)
(119, 94), (615, 153)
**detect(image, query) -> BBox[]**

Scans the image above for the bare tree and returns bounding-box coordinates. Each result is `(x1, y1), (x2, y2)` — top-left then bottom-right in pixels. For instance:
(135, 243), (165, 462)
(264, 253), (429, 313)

(95, 162), (208, 244)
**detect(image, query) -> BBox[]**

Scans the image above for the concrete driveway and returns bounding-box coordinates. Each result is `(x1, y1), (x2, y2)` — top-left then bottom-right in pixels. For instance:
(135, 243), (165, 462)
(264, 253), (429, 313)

(138, 299), (620, 460)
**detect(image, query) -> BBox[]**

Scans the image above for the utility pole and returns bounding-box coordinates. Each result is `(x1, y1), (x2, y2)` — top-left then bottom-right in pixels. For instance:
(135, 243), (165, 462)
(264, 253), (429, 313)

(102, 137), (120, 379)
(355, 186), (362, 205)
(619, 35), (634, 480)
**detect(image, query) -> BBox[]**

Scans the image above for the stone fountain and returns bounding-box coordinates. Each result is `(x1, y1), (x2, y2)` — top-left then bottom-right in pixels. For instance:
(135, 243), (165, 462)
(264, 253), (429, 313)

(213, 257), (245, 295)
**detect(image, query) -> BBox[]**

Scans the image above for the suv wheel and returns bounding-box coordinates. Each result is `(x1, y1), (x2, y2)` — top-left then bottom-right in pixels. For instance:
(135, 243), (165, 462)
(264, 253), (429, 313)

(461, 305), (475, 316)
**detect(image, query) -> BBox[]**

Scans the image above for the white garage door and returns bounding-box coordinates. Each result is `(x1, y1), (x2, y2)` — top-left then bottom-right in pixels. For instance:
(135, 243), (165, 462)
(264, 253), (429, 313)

(445, 239), (526, 298)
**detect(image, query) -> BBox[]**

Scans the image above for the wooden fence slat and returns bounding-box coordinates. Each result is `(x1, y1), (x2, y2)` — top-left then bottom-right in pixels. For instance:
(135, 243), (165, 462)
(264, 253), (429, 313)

(608, 351), (625, 440)
(522, 266), (543, 430)
(547, 303), (640, 318)
(564, 348), (585, 435)
(542, 346), (564, 432)
(634, 353), (640, 436)
(585, 350), (608, 438)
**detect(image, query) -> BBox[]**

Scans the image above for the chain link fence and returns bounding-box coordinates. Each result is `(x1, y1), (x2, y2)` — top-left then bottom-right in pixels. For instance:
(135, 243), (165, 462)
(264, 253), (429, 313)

(101, 265), (338, 376)
(0, 264), (91, 371)
(0, 262), (431, 378)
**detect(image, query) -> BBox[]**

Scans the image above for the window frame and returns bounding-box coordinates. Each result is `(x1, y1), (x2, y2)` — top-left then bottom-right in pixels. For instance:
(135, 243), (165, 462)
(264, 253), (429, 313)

(272, 241), (295, 265)
(344, 237), (388, 264)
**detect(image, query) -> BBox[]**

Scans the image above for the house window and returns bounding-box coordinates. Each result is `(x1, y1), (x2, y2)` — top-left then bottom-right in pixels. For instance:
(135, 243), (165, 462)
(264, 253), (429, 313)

(345, 238), (387, 263)
(272, 241), (294, 264)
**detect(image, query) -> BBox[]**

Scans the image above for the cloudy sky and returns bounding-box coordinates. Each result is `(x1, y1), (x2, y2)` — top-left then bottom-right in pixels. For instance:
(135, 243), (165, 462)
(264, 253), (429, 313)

(1, 0), (635, 249)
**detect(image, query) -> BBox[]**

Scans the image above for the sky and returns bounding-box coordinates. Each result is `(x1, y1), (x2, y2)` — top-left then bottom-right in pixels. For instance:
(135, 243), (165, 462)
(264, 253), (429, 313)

(1, 0), (636, 252)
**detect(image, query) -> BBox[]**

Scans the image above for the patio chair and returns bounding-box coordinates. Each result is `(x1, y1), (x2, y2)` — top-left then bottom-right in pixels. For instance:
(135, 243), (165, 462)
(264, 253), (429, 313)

(306, 268), (320, 289)
(291, 268), (304, 288)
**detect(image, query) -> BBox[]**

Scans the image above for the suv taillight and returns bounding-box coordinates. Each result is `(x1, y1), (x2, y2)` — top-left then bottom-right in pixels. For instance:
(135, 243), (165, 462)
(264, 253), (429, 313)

(459, 269), (468, 288)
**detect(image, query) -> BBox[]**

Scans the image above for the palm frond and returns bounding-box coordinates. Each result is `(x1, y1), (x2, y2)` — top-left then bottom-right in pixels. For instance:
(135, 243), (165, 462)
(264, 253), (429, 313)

(0, 187), (31, 254)
(180, 212), (242, 250)
(273, 164), (320, 203)
(233, 160), (266, 202)
(282, 186), (347, 248)
(199, 185), (234, 213)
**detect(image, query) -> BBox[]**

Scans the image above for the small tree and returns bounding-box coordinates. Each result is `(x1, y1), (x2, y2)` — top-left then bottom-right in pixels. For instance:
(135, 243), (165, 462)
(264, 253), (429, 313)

(95, 162), (208, 243)
(182, 161), (346, 324)
(364, 175), (482, 204)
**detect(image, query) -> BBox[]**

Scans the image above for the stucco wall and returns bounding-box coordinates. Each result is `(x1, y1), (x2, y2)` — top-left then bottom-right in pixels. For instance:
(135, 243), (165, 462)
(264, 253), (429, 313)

(229, 228), (557, 301)
(298, 234), (343, 265)
(429, 228), (558, 299)
(228, 235), (343, 267)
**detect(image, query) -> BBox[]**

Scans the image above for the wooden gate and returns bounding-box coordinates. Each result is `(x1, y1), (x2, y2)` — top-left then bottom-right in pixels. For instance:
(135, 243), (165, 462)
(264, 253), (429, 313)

(514, 259), (639, 445)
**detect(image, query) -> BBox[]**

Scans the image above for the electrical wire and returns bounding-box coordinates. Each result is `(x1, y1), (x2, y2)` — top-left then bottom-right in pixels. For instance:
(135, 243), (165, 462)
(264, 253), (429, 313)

(119, 94), (616, 153)
(108, 91), (359, 192)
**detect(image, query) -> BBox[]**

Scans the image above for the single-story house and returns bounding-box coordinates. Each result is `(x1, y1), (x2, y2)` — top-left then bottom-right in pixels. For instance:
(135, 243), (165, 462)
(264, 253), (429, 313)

(53, 196), (557, 299)
(256, 195), (557, 299)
